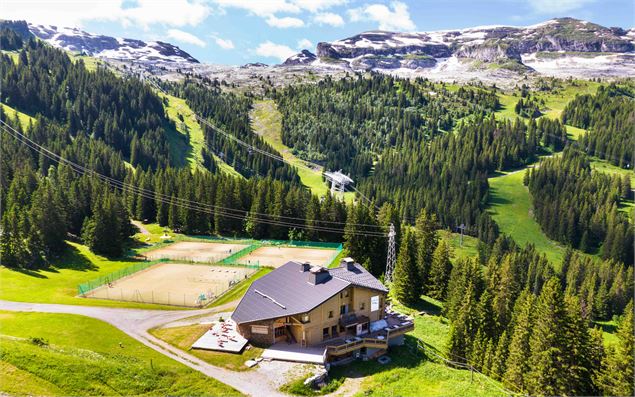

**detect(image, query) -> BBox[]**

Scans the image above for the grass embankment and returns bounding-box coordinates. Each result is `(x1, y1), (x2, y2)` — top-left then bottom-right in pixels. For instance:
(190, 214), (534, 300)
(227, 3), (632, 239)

(161, 93), (241, 177)
(1, 102), (35, 129)
(250, 99), (354, 202)
(487, 170), (566, 265)
(209, 267), (272, 308)
(150, 324), (263, 371)
(0, 311), (240, 396)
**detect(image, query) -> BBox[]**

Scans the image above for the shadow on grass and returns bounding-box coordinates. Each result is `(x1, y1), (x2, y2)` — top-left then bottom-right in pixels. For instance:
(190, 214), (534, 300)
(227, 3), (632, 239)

(488, 191), (512, 206)
(52, 244), (99, 272)
(4, 242), (97, 277)
(595, 321), (617, 334)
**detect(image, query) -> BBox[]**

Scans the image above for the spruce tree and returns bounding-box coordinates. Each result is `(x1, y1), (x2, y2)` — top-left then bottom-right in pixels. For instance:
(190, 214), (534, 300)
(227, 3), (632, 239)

(598, 300), (634, 397)
(414, 209), (438, 293)
(503, 290), (535, 392)
(427, 239), (452, 300)
(391, 229), (419, 306)
(526, 278), (568, 396)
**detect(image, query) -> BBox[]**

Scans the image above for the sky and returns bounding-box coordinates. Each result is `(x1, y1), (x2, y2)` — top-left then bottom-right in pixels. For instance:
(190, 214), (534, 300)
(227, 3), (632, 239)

(4, 0), (634, 65)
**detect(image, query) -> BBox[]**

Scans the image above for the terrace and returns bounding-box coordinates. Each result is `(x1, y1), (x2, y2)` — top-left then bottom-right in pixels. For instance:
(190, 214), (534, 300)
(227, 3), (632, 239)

(322, 310), (415, 357)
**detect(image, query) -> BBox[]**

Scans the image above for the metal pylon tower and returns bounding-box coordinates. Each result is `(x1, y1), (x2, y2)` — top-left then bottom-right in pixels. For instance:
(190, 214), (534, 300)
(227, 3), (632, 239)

(385, 223), (397, 284)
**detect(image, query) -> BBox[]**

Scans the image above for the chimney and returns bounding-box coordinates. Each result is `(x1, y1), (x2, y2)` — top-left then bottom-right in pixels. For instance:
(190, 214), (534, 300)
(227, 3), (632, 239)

(341, 257), (356, 271)
(307, 266), (331, 285)
(299, 262), (311, 272)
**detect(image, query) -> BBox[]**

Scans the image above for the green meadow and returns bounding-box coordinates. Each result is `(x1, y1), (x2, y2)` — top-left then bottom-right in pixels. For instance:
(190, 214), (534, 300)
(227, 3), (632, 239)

(0, 311), (240, 396)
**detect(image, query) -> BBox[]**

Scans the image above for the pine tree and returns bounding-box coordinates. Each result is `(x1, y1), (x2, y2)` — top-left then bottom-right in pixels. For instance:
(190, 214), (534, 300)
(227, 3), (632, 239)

(503, 290), (535, 392)
(447, 276), (481, 362)
(598, 300), (634, 396)
(526, 278), (568, 396)
(391, 229), (419, 306)
(490, 330), (510, 381)
(414, 209), (438, 293)
(28, 180), (67, 256)
(427, 239), (452, 300)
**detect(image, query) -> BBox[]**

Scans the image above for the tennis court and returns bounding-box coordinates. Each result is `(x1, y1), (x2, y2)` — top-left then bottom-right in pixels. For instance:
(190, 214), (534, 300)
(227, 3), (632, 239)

(84, 263), (256, 307)
(143, 241), (249, 263)
(235, 246), (338, 268)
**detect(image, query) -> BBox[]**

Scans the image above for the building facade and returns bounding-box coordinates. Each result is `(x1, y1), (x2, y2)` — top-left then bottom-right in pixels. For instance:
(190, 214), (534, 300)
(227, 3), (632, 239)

(231, 258), (414, 363)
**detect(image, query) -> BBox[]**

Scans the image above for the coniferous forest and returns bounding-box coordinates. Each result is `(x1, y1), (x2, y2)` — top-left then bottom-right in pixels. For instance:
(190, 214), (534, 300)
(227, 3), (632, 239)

(0, 26), (633, 397)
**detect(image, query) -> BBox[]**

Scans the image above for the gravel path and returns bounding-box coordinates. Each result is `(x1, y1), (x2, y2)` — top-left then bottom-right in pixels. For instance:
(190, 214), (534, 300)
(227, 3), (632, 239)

(0, 300), (286, 397)
(131, 220), (151, 235)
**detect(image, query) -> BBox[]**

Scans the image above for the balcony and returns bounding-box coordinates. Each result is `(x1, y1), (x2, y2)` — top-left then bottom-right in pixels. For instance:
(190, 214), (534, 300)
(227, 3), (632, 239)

(323, 311), (414, 357)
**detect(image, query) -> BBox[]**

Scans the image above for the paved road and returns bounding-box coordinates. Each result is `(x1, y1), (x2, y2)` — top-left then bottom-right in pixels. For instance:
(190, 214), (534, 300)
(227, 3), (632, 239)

(0, 300), (285, 397)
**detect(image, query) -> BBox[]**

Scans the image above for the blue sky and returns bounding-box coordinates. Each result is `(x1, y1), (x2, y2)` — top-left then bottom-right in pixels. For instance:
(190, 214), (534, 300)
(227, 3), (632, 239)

(5, 0), (634, 65)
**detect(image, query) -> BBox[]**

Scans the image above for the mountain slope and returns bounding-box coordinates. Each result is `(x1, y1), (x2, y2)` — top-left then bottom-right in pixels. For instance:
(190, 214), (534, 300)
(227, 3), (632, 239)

(284, 18), (634, 80)
(27, 22), (198, 63)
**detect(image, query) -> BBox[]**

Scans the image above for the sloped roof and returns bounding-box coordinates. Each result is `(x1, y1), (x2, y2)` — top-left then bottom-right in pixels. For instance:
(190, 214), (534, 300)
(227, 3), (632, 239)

(231, 261), (388, 325)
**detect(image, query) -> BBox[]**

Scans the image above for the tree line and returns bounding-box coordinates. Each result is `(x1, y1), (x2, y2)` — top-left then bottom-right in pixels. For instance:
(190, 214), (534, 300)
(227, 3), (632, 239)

(562, 83), (634, 168)
(0, 36), (173, 169)
(526, 148), (633, 264)
(391, 228), (634, 396)
(272, 74), (499, 179)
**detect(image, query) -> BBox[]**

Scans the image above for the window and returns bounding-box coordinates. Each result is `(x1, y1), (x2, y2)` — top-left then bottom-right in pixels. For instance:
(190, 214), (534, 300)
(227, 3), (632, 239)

(301, 313), (310, 323)
(323, 327), (329, 338)
(328, 310), (334, 318)
(360, 302), (365, 310)
(340, 304), (348, 315)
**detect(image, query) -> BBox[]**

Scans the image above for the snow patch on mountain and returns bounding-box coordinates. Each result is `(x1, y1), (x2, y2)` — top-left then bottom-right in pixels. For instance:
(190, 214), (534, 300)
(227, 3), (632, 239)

(28, 23), (198, 63)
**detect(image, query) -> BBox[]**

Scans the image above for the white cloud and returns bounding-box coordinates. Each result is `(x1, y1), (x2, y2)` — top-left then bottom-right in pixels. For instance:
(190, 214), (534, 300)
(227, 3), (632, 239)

(292, 0), (348, 13)
(525, 0), (596, 13)
(1, 0), (123, 27)
(167, 29), (206, 47)
(214, 36), (235, 49)
(266, 15), (305, 28)
(214, 0), (300, 17)
(313, 12), (344, 27)
(348, 1), (415, 31)
(2, 0), (211, 29)
(255, 41), (296, 61)
(297, 38), (313, 49)
(122, 0), (211, 29)
(214, 0), (346, 29)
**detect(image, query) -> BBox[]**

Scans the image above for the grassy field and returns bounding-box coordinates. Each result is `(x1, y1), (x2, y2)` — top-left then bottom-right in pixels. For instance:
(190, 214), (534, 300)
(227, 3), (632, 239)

(0, 311), (240, 396)
(439, 230), (480, 261)
(0, 241), (182, 310)
(487, 170), (566, 265)
(150, 324), (263, 371)
(161, 93), (241, 178)
(1, 102), (35, 130)
(251, 99), (354, 202)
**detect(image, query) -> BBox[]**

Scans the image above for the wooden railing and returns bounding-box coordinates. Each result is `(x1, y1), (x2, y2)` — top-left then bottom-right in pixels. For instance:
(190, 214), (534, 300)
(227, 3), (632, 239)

(325, 321), (414, 356)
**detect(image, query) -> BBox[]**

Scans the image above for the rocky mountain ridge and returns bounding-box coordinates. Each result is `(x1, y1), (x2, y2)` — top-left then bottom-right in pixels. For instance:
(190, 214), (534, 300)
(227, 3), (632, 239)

(22, 21), (199, 63)
(285, 18), (635, 78)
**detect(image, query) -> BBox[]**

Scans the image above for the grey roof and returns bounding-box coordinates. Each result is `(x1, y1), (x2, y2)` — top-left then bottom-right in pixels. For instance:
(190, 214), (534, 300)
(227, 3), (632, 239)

(329, 264), (389, 293)
(231, 261), (388, 325)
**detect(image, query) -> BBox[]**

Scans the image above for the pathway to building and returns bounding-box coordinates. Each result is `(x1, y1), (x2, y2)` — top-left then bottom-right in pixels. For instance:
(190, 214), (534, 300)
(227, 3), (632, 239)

(0, 300), (287, 397)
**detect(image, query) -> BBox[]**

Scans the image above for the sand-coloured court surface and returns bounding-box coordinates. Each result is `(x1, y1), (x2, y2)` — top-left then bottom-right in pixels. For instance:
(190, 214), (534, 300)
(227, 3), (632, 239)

(236, 246), (337, 268)
(143, 241), (248, 263)
(85, 263), (256, 307)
